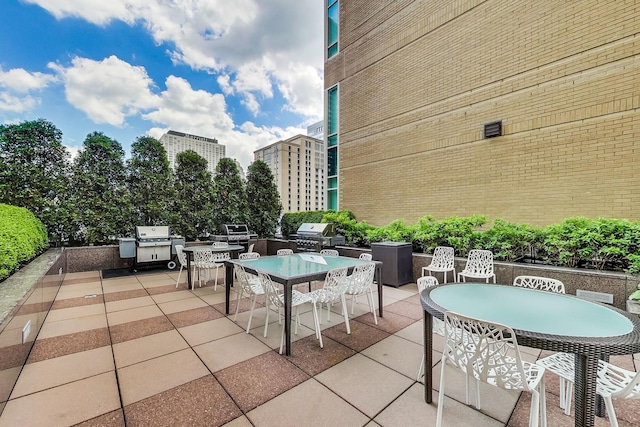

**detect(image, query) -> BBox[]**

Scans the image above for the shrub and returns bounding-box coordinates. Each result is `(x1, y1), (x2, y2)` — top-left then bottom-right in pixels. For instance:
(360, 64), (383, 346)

(367, 219), (418, 248)
(322, 210), (373, 247)
(413, 215), (487, 256)
(479, 219), (543, 262)
(0, 204), (48, 280)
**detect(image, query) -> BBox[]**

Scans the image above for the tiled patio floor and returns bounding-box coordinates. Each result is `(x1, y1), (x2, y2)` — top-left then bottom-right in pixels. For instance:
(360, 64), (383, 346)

(1, 269), (639, 426)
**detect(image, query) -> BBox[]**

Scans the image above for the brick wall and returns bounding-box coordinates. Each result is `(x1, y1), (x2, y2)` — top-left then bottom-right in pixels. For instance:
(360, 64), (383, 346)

(326, 0), (640, 226)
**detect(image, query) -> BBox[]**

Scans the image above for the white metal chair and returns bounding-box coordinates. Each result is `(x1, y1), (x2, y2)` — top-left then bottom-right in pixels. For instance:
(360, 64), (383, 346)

(258, 272), (322, 353)
(212, 241), (229, 247)
(277, 248), (294, 255)
(513, 275), (565, 294)
(208, 251), (230, 290)
(422, 246), (456, 283)
(536, 354), (640, 425)
(512, 275), (569, 413)
(457, 249), (496, 283)
(343, 262), (378, 324)
(239, 252), (260, 260)
(416, 276), (443, 381)
(192, 249), (214, 288)
(233, 264), (266, 333)
(437, 311), (547, 427)
(174, 245), (190, 288)
(359, 253), (372, 261)
(308, 267), (350, 334)
(320, 249), (339, 257)
(247, 243), (255, 253)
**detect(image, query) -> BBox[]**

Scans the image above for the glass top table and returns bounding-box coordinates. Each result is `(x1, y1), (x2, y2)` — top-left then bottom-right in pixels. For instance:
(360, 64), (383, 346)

(225, 253), (383, 356)
(420, 283), (640, 427)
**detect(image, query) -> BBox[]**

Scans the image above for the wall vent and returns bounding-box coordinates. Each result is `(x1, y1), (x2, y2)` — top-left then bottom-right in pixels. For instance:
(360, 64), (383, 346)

(483, 120), (502, 138)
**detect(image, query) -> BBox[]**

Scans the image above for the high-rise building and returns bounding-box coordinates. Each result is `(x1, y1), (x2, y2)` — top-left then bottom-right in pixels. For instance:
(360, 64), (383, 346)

(159, 130), (225, 175)
(254, 134), (325, 212)
(325, 1), (640, 226)
(307, 120), (324, 140)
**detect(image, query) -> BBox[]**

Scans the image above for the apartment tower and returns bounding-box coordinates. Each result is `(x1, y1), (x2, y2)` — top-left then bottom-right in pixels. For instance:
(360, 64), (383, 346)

(159, 130), (225, 175)
(254, 134), (325, 212)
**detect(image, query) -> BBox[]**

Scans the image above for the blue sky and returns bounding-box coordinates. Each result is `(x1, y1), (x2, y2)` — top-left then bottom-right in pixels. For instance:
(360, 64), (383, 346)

(0, 0), (324, 169)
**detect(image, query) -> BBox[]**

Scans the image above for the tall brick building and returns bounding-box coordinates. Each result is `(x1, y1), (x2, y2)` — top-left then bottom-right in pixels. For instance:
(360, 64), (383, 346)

(324, 0), (640, 226)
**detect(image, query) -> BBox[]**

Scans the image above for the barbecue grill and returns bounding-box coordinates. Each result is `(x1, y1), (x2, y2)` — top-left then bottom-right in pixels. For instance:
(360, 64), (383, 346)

(293, 223), (345, 252)
(212, 224), (257, 250)
(119, 226), (184, 271)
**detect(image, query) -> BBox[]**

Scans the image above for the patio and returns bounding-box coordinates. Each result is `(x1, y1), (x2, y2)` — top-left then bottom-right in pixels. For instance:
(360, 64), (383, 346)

(1, 269), (638, 426)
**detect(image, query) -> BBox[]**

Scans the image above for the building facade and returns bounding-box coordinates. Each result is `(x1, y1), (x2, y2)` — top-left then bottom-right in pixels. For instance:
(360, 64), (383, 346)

(254, 134), (325, 213)
(325, 0), (640, 226)
(159, 130), (225, 175)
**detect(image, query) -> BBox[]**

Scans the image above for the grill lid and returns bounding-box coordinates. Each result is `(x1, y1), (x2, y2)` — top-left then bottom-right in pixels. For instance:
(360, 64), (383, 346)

(296, 223), (336, 237)
(220, 224), (249, 235)
(136, 226), (170, 240)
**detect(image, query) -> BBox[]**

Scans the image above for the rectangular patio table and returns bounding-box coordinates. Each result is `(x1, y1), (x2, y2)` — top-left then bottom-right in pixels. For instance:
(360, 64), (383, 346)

(421, 283), (640, 427)
(225, 253), (383, 356)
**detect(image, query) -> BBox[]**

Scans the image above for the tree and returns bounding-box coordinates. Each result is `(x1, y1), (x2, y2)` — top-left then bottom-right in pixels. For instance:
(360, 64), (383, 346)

(0, 119), (72, 243)
(172, 150), (215, 240)
(212, 158), (248, 228)
(70, 132), (132, 244)
(246, 160), (281, 237)
(127, 136), (175, 226)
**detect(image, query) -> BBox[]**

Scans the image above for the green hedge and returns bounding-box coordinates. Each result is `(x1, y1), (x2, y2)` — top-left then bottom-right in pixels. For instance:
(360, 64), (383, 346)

(282, 211), (640, 274)
(0, 204), (49, 280)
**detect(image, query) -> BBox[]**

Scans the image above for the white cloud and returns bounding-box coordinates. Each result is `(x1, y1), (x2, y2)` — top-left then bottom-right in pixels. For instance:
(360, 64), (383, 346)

(0, 68), (57, 93)
(26, 0), (324, 121)
(0, 92), (38, 112)
(48, 55), (160, 126)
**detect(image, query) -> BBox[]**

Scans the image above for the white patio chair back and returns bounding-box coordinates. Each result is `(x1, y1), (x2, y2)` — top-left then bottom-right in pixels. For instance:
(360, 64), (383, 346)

(233, 264), (265, 332)
(437, 311), (547, 427)
(174, 245), (188, 288)
(309, 267), (350, 333)
(277, 249), (294, 256)
(239, 252), (260, 260)
(344, 262), (378, 324)
(257, 272), (322, 353)
(359, 253), (372, 261)
(422, 246), (456, 283)
(320, 249), (339, 257)
(513, 276), (565, 294)
(537, 352), (640, 423)
(212, 241), (229, 247)
(457, 249), (496, 283)
(192, 248), (213, 288)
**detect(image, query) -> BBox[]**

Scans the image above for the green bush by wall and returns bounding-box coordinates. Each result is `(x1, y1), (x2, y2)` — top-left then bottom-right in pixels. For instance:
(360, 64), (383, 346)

(282, 211), (640, 274)
(0, 204), (49, 280)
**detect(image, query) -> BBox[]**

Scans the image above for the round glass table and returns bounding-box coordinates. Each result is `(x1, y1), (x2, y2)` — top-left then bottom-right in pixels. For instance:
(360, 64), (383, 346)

(421, 283), (640, 427)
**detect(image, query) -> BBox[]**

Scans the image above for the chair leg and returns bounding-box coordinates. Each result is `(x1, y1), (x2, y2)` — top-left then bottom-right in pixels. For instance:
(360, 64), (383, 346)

(175, 265), (183, 288)
(312, 302), (323, 348)
(529, 389), (540, 427)
(340, 294), (351, 334)
(417, 354), (425, 381)
(367, 289), (378, 324)
(604, 396), (619, 427)
(263, 304), (271, 338)
(246, 294), (258, 334)
(233, 288), (245, 321)
(436, 357), (447, 427)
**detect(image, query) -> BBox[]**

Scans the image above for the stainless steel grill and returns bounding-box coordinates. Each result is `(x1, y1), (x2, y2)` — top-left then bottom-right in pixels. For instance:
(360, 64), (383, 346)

(119, 226), (184, 271)
(212, 224), (257, 248)
(294, 223), (345, 252)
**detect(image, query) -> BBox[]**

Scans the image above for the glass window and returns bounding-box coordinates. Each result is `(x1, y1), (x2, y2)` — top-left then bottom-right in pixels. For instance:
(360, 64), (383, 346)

(328, 134), (337, 147)
(327, 1), (338, 58)
(328, 177), (337, 189)
(328, 189), (338, 210)
(327, 146), (337, 176)
(327, 87), (338, 135)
